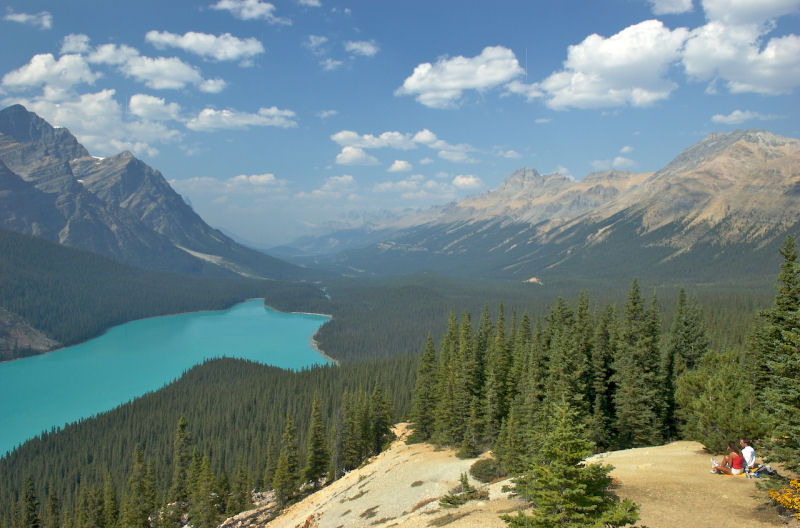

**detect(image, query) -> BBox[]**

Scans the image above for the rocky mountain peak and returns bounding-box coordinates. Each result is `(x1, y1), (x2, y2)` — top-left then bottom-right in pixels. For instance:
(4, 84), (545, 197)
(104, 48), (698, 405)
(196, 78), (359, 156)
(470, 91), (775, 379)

(0, 105), (89, 161)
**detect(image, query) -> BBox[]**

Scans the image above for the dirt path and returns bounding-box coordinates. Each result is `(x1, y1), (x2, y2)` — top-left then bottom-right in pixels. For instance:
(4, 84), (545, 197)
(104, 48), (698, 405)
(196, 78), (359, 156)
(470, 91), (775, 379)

(242, 430), (795, 528)
(591, 441), (789, 528)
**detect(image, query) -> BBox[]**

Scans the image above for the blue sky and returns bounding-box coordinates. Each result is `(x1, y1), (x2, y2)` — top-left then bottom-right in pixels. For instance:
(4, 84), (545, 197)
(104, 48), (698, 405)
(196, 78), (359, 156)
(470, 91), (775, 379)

(1, 0), (799, 246)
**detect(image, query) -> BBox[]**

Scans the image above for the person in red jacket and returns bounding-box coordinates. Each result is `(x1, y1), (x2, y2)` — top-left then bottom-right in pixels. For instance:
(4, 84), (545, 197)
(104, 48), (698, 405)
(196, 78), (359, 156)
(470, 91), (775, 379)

(711, 441), (745, 475)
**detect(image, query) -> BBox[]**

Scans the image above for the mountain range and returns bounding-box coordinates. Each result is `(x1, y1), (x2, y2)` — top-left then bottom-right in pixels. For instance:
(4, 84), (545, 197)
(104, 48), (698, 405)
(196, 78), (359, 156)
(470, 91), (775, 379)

(0, 104), (306, 280)
(283, 129), (800, 283)
(2, 104), (798, 285)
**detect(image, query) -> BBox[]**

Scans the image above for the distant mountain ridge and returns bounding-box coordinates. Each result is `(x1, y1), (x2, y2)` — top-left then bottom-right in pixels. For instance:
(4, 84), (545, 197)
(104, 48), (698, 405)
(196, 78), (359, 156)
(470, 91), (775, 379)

(0, 105), (306, 280)
(295, 129), (800, 282)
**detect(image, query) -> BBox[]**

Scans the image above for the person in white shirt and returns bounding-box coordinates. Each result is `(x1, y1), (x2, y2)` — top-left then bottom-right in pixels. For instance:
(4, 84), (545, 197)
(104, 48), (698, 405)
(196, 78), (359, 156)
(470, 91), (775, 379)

(740, 437), (756, 469)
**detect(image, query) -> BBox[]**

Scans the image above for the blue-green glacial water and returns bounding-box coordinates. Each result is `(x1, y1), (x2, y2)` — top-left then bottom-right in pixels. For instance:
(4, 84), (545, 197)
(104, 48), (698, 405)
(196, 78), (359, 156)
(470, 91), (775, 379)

(0, 299), (330, 455)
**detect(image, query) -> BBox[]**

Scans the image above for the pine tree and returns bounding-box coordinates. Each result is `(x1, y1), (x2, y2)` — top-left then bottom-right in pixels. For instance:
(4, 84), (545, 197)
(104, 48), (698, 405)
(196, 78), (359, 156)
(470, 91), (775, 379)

(758, 235), (800, 472)
(612, 280), (663, 448)
(261, 436), (279, 492)
(168, 416), (192, 504)
(675, 349), (762, 452)
(502, 401), (639, 528)
(762, 309), (800, 473)
(664, 289), (709, 439)
(409, 334), (438, 441)
(21, 477), (40, 528)
(369, 386), (393, 456)
(45, 492), (59, 528)
(121, 446), (153, 528)
(189, 455), (217, 528)
(588, 304), (617, 449)
(103, 472), (118, 528)
(272, 415), (299, 506)
(227, 460), (251, 515)
(303, 395), (329, 488)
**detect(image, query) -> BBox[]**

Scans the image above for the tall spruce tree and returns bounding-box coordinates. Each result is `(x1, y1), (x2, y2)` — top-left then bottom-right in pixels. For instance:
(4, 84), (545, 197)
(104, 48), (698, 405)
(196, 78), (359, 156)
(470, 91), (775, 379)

(502, 401), (639, 528)
(21, 477), (40, 528)
(410, 334), (438, 441)
(612, 280), (663, 448)
(189, 455), (217, 528)
(303, 395), (329, 488)
(168, 416), (192, 503)
(272, 415), (299, 506)
(663, 289), (709, 439)
(758, 235), (800, 472)
(120, 446), (153, 528)
(102, 472), (118, 528)
(45, 492), (59, 528)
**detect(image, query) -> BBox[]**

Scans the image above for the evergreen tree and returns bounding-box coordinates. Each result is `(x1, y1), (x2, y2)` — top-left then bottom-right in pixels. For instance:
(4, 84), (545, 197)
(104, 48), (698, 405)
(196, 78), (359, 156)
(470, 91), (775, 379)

(758, 236), (800, 472)
(261, 437), (279, 492)
(103, 472), (118, 528)
(369, 386), (393, 456)
(612, 280), (663, 448)
(588, 304), (617, 449)
(502, 401), (639, 528)
(409, 334), (438, 441)
(189, 455), (217, 528)
(168, 416), (192, 504)
(302, 395), (329, 488)
(762, 309), (800, 473)
(45, 492), (59, 528)
(227, 460), (251, 515)
(272, 415), (299, 506)
(664, 289), (709, 439)
(675, 348), (762, 452)
(120, 446), (153, 528)
(21, 477), (41, 528)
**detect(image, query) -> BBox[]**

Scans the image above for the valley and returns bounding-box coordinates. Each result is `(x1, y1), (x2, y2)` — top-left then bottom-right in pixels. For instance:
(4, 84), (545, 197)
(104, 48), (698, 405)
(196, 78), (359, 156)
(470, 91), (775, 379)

(1, 105), (798, 528)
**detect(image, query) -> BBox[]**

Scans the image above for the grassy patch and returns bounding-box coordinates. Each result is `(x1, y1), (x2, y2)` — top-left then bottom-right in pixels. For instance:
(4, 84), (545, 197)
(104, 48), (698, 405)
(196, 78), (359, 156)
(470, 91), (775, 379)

(410, 497), (438, 513)
(360, 506), (380, 519)
(427, 512), (469, 526)
(340, 489), (368, 502)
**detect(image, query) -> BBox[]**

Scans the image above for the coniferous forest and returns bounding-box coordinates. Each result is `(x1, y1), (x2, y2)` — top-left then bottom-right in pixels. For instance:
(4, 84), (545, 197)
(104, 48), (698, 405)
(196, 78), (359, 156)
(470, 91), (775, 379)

(1, 236), (798, 528)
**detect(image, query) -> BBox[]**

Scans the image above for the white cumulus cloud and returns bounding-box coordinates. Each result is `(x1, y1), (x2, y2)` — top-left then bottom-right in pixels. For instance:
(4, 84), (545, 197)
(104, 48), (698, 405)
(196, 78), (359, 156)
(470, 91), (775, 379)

(452, 174), (482, 190)
(2, 53), (99, 90)
(711, 109), (783, 124)
(537, 19), (689, 109)
(61, 34), (91, 54)
(332, 130), (416, 150)
(3, 9), (52, 30)
(335, 146), (379, 165)
(210, 0), (291, 24)
(683, 20), (800, 95)
(345, 40), (380, 57)
(129, 94), (182, 121)
(701, 0), (800, 25)
(186, 106), (297, 130)
(396, 45), (524, 108)
(647, 0), (694, 14)
(321, 58), (343, 71)
(388, 160), (412, 172)
(145, 31), (265, 63)
(297, 174), (357, 199)
(4, 88), (181, 157)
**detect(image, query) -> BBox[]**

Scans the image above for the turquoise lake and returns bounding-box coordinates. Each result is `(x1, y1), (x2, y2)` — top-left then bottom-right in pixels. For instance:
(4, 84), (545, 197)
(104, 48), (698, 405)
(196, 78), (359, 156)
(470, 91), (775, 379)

(0, 299), (330, 456)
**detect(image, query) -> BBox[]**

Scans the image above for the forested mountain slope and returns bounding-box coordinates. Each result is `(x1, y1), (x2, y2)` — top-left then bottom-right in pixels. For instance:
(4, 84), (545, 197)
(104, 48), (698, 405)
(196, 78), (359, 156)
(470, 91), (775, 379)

(0, 228), (323, 360)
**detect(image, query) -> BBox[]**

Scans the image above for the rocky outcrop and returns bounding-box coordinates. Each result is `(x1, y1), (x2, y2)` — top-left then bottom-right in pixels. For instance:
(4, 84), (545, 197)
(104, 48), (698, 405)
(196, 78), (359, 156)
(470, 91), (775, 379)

(0, 309), (59, 361)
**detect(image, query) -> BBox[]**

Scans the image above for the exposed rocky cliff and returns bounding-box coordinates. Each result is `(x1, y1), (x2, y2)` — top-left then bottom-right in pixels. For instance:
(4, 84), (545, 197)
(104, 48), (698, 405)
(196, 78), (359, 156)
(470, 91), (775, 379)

(0, 105), (306, 280)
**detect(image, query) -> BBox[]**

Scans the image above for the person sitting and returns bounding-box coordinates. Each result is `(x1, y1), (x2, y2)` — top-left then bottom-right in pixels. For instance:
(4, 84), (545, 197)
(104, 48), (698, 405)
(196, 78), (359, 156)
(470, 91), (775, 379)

(740, 437), (755, 469)
(711, 442), (744, 475)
